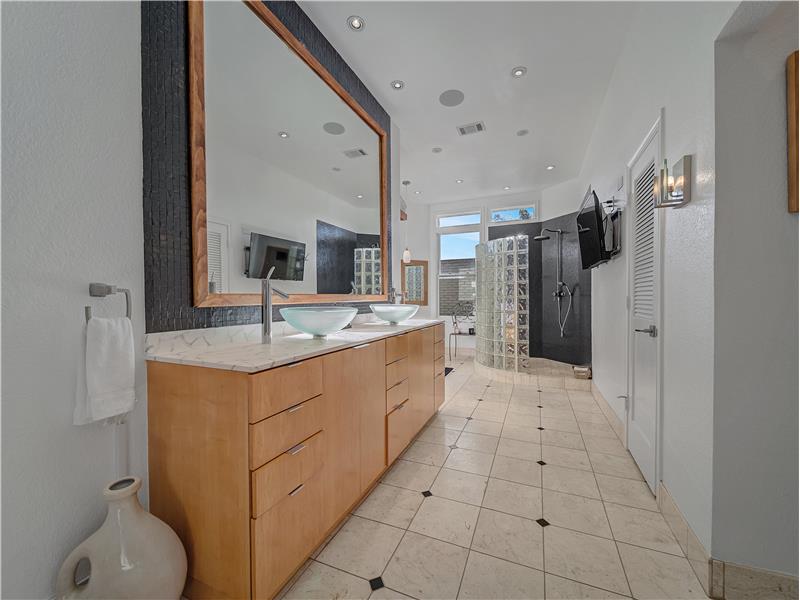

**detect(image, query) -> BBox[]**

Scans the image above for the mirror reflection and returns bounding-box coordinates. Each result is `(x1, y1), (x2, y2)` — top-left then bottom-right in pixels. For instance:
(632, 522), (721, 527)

(203, 2), (381, 296)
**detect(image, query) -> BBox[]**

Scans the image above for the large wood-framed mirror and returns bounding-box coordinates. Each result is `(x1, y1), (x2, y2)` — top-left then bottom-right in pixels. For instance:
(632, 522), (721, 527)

(189, 0), (389, 307)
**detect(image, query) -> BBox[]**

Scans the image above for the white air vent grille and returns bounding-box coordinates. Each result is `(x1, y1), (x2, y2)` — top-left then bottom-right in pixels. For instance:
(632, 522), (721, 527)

(343, 148), (368, 159)
(457, 121), (486, 136)
(632, 160), (656, 319)
(207, 220), (229, 293)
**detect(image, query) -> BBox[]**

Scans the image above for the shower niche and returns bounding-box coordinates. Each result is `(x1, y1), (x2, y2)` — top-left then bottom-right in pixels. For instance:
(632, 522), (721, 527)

(475, 235), (530, 372)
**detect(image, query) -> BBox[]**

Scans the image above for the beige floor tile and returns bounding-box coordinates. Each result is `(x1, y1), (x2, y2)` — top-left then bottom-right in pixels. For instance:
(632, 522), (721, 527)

(491, 455), (542, 487)
(545, 574), (629, 599)
(589, 452), (643, 481)
(456, 431), (499, 454)
(441, 403), (477, 418)
(369, 587), (414, 599)
(617, 542), (707, 599)
(430, 414), (469, 431)
(284, 561), (372, 600)
(317, 516), (404, 579)
(542, 465), (600, 499)
(583, 435), (628, 456)
(431, 468), (488, 506)
(542, 489), (612, 538)
(501, 423), (541, 444)
(596, 474), (658, 511)
(408, 496), (480, 548)
(354, 483), (424, 529)
(506, 402), (540, 416)
(416, 425), (460, 446)
(459, 551), (545, 599)
(571, 401), (604, 415)
(579, 421), (618, 439)
(471, 508), (544, 569)
(382, 531), (468, 600)
(540, 407), (576, 420)
(497, 437), (542, 461)
(382, 460), (440, 492)
(444, 448), (495, 476)
(401, 440), (451, 466)
(544, 527), (630, 596)
(463, 419), (503, 436)
(539, 375), (566, 389)
(574, 411), (611, 425)
(541, 417), (581, 433)
(542, 445), (592, 471)
(541, 429), (585, 450)
(472, 403), (508, 423)
(605, 503), (683, 556)
(482, 477), (542, 520)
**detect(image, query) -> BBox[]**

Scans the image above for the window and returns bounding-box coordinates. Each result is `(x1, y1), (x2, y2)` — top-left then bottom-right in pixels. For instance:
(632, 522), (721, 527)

(436, 213), (480, 317)
(438, 212), (481, 228)
(489, 206), (536, 224)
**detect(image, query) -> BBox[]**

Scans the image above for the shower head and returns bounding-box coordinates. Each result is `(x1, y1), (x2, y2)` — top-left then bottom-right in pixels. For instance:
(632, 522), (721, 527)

(533, 234), (550, 242)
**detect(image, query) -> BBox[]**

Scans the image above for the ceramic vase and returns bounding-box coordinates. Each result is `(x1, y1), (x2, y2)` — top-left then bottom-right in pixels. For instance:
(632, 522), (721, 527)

(56, 476), (187, 599)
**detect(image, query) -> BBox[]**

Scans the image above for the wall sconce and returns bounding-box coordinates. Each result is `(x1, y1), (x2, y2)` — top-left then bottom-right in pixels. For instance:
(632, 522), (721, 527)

(655, 155), (692, 208)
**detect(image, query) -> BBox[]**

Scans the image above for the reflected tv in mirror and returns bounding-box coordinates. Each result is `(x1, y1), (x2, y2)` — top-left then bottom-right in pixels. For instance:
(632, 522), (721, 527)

(247, 232), (305, 281)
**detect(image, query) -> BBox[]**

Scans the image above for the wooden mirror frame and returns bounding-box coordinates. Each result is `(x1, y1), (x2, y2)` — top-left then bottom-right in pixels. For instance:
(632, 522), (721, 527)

(188, 1), (389, 307)
(401, 260), (428, 306)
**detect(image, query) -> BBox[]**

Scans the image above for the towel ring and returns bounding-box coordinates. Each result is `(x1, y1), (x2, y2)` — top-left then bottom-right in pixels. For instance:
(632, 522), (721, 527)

(85, 283), (132, 323)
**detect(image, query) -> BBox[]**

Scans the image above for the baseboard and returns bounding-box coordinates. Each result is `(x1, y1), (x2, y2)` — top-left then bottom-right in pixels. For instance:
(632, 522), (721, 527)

(590, 381), (626, 445)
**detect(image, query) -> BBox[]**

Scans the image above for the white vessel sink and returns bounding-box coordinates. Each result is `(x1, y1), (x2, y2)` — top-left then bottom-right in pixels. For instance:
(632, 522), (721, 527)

(279, 307), (358, 338)
(370, 304), (419, 325)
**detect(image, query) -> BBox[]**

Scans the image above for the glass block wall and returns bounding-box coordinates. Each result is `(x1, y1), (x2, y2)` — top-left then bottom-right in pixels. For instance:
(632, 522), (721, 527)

(354, 248), (382, 294)
(475, 235), (530, 372)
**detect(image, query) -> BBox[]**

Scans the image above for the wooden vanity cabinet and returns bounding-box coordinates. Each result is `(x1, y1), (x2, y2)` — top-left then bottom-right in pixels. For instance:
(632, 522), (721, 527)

(148, 324), (441, 600)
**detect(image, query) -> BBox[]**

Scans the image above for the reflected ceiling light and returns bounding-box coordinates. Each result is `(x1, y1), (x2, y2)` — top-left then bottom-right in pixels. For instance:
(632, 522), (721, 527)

(456, 179), (464, 184)
(356, 194), (364, 199)
(516, 129), (529, 136)
(511, 66), (527, 78)
(546, 165), (556, 171)
(432, 147), (443, 154)
(278, 131), (289, 139)
(390, 80), (405, 90)
(402, 248), (412, 264)
(347, 15), (365, 31)
(503, 186), (511, 190)
(414, 191), (422, 195)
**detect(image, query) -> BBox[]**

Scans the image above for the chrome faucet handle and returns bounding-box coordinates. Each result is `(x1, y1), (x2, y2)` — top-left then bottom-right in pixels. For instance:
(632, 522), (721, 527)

(264, 266), (276, 281)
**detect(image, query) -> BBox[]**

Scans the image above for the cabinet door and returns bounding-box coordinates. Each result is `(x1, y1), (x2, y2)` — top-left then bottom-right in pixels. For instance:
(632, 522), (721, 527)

(355, 340), (387, 490)
(407, 327), (435, 432)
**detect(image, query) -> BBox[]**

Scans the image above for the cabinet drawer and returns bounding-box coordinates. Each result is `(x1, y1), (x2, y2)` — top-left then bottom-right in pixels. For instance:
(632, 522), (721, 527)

(386, 379), (409, 415)
(435, 373), (445, 411)
(434, 340), (444, 360)
(249, 357), (323, 423)
(251, 431), (325, 518)
(433, 323), (444, 343)
(387, 399), (417, 465)
(385, 334), (408, 364)
(251, 472), (324, 600)
(434, 357), (445, 377)
(386, 357), (408, 390)
(250, 394), (324, 470)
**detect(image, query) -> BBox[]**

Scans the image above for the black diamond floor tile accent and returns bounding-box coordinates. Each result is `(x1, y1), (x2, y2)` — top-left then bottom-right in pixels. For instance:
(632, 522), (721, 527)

(536, 518), (550, 527)
(466, 416), (473, 420)
(422, 490), (433, 497)
(369, 577), (385, 591)
(537, 460), (546, 465)
(449, 444), (458, 449)
(537, 405), (543, 408)
(477, 398), (483, 401)
(537, 427), (545, 430)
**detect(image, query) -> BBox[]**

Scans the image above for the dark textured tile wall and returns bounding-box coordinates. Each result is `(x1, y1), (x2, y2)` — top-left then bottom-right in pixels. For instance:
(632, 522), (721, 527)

(141, 1), (391, 333)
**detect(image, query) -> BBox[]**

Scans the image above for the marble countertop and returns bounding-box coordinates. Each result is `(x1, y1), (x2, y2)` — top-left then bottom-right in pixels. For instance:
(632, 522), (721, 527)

(145, 319), (443, 374)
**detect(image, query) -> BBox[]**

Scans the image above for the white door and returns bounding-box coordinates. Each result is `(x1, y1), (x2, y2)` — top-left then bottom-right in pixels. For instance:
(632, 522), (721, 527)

(627, 123), (662, 492)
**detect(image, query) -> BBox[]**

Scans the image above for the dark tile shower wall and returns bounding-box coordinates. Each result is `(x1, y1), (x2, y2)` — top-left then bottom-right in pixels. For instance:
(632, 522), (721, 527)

(489, 214), (591, 366)
(141, 1), (391, 333)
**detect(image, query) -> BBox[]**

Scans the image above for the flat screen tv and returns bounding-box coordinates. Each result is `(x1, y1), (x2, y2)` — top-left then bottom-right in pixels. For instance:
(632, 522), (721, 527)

(576, 189), (611, 269)
(246, 232), (306, 281)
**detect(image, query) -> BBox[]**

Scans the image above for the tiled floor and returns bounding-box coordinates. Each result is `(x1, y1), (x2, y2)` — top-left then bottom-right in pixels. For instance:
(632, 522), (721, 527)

(281, 357), (708, 600)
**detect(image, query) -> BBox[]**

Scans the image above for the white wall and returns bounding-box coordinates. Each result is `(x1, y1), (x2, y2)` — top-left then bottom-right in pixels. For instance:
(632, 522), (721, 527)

(1, 3), (145, 597)
(712, 1), (798, 575)
(540, 2), (738, 551)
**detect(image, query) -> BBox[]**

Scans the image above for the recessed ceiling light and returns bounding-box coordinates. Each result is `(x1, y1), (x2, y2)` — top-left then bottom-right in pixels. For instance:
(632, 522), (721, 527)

(347, 15), (365, 31)
(516, 129), (529, 136)
(356, 194), (364, 199)
(390, 80), (405, 90)
(414, 191), (422, 195)
(503, 186), (511, 190)
(439, 89), (465, 107)
(278, 131), (289, 139)
(323, 122), (345, 135)
(432, 147), (443, 154)
(546, 165), (556, 171)
(456, 179), (464, 184)
(511, 66), (527, 78)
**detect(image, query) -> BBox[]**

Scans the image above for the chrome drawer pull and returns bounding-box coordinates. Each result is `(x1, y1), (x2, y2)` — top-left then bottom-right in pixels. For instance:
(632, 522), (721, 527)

(353, 343), (370, 349)
(287, 443), (306, 456)
(287, 403), (304, 414)
(289, 484), (304, 497)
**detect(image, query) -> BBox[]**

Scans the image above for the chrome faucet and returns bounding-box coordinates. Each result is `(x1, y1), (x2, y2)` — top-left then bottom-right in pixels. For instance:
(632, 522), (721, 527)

(388, 287), (402, 304)
(262, 266), (290, 344)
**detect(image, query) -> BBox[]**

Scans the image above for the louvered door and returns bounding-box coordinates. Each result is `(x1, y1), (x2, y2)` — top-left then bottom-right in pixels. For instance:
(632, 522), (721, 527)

(627, 130), (661, 493)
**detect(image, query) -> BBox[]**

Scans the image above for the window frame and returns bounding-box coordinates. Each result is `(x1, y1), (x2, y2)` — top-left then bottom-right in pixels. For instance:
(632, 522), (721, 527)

(487, 204), (537, 226)
(433, 210), (483, 318)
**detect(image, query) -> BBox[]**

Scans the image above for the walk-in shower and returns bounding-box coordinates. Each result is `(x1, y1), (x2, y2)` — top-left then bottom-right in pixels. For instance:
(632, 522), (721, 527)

(533, 228), (573, 338)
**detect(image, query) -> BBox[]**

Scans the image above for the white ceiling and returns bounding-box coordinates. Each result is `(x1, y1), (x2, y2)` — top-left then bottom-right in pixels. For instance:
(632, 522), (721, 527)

(300, 2), (635, 205)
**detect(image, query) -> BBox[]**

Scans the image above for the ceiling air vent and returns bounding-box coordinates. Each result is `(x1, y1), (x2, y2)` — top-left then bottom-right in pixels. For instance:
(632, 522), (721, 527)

(343, 148), (368, 159)
(457, 121), (486, 136)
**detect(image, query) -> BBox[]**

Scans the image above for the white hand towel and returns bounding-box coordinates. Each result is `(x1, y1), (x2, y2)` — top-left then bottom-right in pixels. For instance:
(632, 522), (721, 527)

(74, 317), (136, 425)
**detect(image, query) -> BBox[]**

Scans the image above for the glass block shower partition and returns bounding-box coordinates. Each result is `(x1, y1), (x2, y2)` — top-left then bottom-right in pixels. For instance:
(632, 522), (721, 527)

(475, 235), (530, 372)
